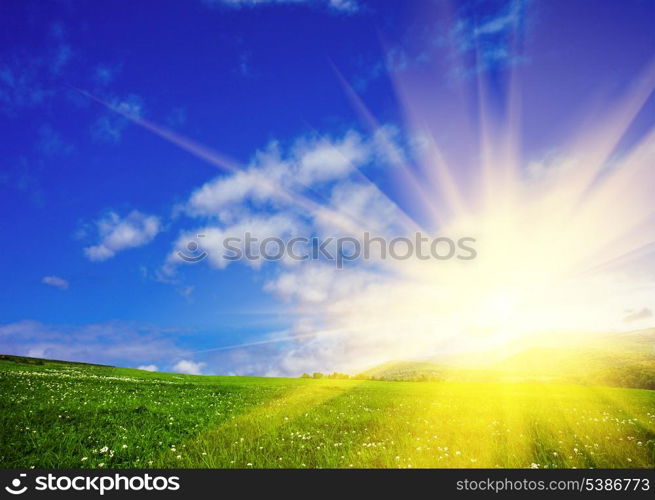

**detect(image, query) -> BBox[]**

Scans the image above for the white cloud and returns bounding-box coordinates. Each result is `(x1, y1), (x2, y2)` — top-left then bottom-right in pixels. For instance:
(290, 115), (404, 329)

(165, 127), (411, 278)
(137, 364), (158, 372)
(93, 63), (122, 86)
(178, 285), (195, 300)
(185, 129), (388, 218)
(202, 0), (359, 14)
(446, 0), (527, 79)
(327, 0), (358, 13)
(85, 210), (161, 261)
(0, 320), (189, 366)
(166, 128), (411, 277)
(623, 308), (653, 323)
(168, 213), (303, 271)
(172, 359), (206, 375)
(186, 157), (287, 216)
(42, 275), (69, 290)
(112, 95), (144, 117)
(371, 125), (406, 166)
(473, 1), (523, 37)
(166, 126), (428, 375)
(265, 262), (376, 304)
(312, 181), (407, 238)
(91, 94), (143, 142)
(294, 131), (369, 185)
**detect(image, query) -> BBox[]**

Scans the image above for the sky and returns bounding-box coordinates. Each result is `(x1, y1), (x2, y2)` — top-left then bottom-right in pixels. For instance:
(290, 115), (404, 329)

(0, 0), (653, 376)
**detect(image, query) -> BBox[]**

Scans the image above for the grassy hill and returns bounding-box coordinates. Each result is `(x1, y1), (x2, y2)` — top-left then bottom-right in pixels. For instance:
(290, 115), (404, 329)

(361, 360), (451, 381)
(1, 354), (654, 469)
(360, 328), (655, 389)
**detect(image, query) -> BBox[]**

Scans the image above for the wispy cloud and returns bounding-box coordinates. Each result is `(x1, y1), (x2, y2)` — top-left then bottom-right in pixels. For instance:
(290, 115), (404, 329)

(160, 126), (417, 375)
(93, 63), (122, 86)
(0, 58), (52, 115)
(0, 320), (189, 366)
(353, 47), (426, 92)
(137, 364), (159, 372)
(447, 0), (528, 78)
(84, 210), (161, 261)
(50, 44), (72, 75)
(202, 0), (360, 14)
(237, 52), (254, 78)
(183, 129), (384, 217)
(353, 0), (530, 90)
(327, 0), (358, 13)
(178, 285), (195, 301)
(162, 126), (409, 277)
(36, 124), (73, 156)
(0, 22), (75, 114)
(172, 359), (206, 375)
(0, 156), (43, 205)
(623, 308), (653, 323)
(91, 94), (144, 143)
(41, 275), (69, 290)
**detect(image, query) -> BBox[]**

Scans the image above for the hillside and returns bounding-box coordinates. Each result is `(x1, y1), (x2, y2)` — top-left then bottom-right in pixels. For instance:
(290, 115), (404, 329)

(1, 355), (654, 469)
(359, 328), (655, 389)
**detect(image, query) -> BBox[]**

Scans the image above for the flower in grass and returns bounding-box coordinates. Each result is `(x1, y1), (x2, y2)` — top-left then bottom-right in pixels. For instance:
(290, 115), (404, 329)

(530, 463), (539, 469)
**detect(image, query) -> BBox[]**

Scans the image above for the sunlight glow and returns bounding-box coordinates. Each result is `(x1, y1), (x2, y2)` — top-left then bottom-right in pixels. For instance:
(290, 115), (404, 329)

(78, 28), (655, 375)
(303, 57), (655, 371)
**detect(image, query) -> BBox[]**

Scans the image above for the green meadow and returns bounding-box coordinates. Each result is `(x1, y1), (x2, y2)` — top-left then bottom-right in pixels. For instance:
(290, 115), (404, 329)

(1, 356), (654, 469)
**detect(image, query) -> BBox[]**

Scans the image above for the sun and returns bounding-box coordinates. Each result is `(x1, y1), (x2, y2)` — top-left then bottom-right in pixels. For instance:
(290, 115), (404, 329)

(484, 289), (520, 322)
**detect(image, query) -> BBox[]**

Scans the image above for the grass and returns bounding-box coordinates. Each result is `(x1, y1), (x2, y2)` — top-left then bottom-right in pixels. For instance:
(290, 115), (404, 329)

(1, 357), (654, 469)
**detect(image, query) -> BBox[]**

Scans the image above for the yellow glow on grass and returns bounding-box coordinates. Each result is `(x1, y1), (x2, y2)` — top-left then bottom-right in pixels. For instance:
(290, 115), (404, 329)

(157, 378), (655, 469)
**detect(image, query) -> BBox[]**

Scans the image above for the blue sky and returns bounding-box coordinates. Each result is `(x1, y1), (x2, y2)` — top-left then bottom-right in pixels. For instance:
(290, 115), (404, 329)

(1, 0), (653, 376)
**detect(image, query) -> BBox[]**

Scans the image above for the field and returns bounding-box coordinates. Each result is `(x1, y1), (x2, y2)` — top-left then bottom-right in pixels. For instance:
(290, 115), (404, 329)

(1, 356), (654, 469)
